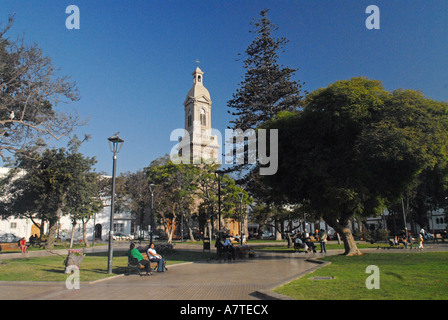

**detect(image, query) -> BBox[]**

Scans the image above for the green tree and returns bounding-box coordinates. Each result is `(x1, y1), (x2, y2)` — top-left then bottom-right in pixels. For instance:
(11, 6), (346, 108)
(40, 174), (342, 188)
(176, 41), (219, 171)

(262, 78), (448, 255)
(225, 9), (305, 233)
(145, 155), (198, 243)
(0, 16), (82, 160)
(227, 9), (305, 131)
(0, 141), (98, 249)
(145, 155), (252, 241)
(114, 170), (152, 239)
(226, 9), (305, 184)
(64, 172), (103, 248)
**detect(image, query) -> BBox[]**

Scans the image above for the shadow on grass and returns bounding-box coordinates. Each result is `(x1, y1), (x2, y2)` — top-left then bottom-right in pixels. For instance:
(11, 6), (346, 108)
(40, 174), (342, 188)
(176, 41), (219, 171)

(43, 268), (65, 274)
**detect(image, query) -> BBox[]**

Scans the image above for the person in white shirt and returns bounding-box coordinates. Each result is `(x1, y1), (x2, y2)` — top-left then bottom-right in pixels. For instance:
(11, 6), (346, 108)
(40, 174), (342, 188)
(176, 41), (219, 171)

(146, 243), (167, 272)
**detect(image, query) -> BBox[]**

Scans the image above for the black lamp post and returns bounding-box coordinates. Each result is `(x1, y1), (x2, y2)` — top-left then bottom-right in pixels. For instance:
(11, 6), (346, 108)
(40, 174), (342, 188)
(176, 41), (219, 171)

(149, 183), (155, 244)
(107, 133), (124, 274)
(238, 192), (244, 245)
(215, 170), (224, 234)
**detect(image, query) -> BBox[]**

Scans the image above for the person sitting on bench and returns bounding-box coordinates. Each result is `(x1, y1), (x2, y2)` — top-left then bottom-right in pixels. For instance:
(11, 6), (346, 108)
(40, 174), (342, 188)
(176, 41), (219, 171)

(294, 237), (307, 251)
(146, 243), (167, 272)
(128, 243), (152, 276)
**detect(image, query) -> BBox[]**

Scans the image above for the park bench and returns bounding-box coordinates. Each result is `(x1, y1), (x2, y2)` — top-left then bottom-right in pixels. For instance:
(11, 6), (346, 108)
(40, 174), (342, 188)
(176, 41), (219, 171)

(126, 254), (160, 276)
(127, 257), (145, 276)
(0, 243), (20, 252)
(215, 241), (235, 261)
(234, 245), (256, 259)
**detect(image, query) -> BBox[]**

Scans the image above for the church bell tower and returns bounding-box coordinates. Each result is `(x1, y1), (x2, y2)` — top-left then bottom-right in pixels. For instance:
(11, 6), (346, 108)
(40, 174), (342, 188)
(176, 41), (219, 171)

(180, 66), (219, 163)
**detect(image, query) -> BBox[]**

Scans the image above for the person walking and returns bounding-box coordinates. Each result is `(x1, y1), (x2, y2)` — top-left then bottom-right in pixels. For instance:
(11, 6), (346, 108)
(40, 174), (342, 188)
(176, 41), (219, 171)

(319, 229), (327, 253)
(418, 234), (424, 250)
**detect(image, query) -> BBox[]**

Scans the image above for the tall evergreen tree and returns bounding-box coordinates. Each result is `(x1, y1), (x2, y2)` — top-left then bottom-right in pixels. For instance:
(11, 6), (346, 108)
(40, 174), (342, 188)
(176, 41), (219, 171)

(227, 9), (305, 131)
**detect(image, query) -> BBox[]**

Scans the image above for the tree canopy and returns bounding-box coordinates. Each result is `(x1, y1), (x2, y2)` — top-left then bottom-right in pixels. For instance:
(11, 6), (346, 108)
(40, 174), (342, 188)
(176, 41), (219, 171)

(262, 77), (448, 255)
(0, 140), (99, 249)
(144, 155), (251, 242)
(0, 16), (82, 161)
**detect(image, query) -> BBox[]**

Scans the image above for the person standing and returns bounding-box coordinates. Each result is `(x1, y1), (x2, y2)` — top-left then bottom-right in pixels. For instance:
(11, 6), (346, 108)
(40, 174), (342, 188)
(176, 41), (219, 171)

(319, 229), (327, 253)
(19, 237), (27, 253)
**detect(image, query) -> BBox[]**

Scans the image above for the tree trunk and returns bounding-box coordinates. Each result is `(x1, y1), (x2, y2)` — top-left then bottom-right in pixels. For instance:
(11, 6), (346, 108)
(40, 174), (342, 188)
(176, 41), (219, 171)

(40, 219), (45, 240)
(257, 225), (264, 240)
(286, 233), (292, 248)
(82, 218), (90, 248)
(46, 205), (64, 249)
(168, 216), (176, 244)
(275, 219), (282, 240)
(185, 218), (196, 242)
(70, 221), (76, 248)
(327, 217), (362, 256)
(45, 219), (58, 250)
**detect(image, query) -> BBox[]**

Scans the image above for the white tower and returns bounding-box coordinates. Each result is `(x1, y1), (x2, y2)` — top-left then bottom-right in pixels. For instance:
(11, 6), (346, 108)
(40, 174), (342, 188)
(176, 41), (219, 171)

(180, 66), (219, 163)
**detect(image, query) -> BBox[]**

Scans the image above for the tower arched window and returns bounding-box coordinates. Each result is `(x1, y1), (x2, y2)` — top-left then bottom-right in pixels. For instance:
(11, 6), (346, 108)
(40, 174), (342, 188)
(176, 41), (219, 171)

(188, 110), (192, 127)
(200, 108), (206, 126)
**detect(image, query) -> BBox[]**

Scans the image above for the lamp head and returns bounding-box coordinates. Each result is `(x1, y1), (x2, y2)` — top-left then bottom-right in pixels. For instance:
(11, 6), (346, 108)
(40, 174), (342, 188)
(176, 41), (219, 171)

(108, 134), (124, 154)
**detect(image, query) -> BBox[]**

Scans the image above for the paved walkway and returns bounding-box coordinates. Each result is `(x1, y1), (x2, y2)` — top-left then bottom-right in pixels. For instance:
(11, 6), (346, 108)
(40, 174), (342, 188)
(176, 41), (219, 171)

(1, 242), (447, 300)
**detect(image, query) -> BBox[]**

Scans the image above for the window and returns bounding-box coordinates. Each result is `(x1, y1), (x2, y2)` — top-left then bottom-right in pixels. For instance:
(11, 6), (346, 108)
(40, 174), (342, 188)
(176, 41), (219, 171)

(113, 223), (124, 233)
(187, 110), (192, 127)
(200, 108), (206, 126)
(10, 222), (17, 229)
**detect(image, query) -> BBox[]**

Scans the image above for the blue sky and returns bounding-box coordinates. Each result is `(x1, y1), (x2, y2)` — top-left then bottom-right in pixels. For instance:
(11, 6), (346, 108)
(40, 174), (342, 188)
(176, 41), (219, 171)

(1, 0), (447, 175)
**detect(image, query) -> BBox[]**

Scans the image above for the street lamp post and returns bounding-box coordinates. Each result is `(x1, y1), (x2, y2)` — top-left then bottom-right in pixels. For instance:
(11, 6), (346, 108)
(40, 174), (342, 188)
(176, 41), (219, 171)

(107, 133), (124, 274)
(401, 198), (409, 243)
(149, 183), (155, 244)
(238, 192), (244, 245)
(215, 170), (224, 234)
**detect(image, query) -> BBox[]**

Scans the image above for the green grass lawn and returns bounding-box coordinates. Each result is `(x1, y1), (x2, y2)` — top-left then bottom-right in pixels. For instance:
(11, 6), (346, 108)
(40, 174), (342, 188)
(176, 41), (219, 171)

(0, 249), (215, 282)
(274, 252), (448, 300)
